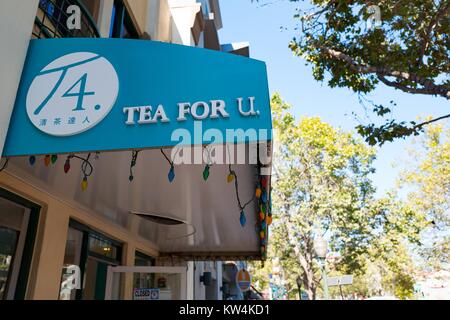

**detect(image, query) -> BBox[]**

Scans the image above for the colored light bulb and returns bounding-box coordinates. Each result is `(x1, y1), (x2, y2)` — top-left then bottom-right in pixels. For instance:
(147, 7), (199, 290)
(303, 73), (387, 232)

(261, 204), (267, 214)
(255, 188), (262, 198)
(261, 220), (267, 230)
(227, 172), (234, 183)
(168, 166), (175, 183)
(29, 156), (36, 166)
(239, 211), (246, 227)
(261, 191), (267, 203)
(261, 245), (266, 253)
(203, 165), (210, 181)
(261, 177), (268, 188)
(51, 154), (58, 164)
(81, 177), (88, 191)
(259, 211), (265, 221)
(64, 159), (71, 173)
(260, 230), (265, 239)
(267, 215), (273, 225)
(44, 155), (50, 167)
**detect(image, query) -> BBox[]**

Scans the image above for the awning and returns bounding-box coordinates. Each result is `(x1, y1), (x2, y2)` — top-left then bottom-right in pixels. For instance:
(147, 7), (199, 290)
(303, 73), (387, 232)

(2, 39), (273, 259)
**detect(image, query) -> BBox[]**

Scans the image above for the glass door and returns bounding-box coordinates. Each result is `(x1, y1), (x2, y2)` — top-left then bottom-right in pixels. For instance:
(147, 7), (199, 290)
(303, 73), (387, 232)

(82, 256), (109, 300)
(105, 266), (188, 300)
(59, 220), (122, 300)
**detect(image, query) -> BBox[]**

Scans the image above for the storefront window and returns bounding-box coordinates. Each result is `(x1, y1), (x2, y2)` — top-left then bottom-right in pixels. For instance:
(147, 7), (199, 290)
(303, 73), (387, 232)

(0, 227), (19, 299)
(133, 251), (156, 294)
(0, 198), (27, 300)
(135, 251), (155, 267)
(88, 235), (118, 260)
(0, 190), (39, 300)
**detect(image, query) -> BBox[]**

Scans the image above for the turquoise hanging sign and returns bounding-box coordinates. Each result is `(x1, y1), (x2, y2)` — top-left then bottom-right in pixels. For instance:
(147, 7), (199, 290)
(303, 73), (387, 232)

(3, 38), (272, 157)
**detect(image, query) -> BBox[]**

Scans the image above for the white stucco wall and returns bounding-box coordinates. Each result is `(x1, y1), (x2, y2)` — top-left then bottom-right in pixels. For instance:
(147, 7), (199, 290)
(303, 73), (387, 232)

(0, 0), (38, 156)
(169, 0), (201, 46)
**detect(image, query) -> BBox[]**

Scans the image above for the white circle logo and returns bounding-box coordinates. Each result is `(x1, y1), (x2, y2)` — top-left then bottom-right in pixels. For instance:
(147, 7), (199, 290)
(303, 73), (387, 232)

(26, 52), (119, 136)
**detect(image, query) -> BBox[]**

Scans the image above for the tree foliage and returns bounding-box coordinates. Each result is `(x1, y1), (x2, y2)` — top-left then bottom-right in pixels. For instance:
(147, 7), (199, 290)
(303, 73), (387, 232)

(255, 0), (450, 145)
(399, 120), (450, 269)
(256, 94), (427, 299)
(270, 92), (377, 298)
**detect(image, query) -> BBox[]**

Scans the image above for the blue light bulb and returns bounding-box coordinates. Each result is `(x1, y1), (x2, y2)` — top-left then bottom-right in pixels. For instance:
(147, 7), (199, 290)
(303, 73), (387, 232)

(261, 221), (267, 230)
(29, 156), (36, 166)
(240, 211), (246, 227)
(168, 166), (175, 183)
(261, 191), (267, 203)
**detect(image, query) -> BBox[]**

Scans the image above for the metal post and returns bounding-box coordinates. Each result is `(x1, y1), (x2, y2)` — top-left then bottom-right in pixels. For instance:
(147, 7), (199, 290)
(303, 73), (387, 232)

(320, 259), (329, 300)
(339, 284), (344, 300)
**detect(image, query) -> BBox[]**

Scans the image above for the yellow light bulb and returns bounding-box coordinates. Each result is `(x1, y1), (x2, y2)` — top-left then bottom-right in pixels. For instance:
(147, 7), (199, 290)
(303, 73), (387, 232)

(227, 173), (234, 183)
(255, 188), (262, 198)
(81, 178), (88, 191)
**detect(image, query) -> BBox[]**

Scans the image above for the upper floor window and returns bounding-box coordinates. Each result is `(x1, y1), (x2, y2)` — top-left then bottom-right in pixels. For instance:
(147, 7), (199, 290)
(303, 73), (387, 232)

(198, 0), (210, 16)
(78, 0), (100, 22)
(33, 0), (100, 39)
(109, 0), (139, 39)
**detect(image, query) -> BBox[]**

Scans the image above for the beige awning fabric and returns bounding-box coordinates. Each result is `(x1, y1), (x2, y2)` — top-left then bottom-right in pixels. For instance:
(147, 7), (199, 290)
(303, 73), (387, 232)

(4, 142), (271, 259)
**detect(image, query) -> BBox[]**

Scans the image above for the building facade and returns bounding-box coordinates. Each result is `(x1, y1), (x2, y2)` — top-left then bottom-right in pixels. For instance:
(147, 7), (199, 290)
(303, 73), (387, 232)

(0, 0), (270, 300)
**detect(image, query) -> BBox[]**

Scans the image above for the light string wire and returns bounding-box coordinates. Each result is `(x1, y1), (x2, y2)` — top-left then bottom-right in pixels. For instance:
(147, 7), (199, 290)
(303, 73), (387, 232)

(203, 144), (213, 166)
(160, 148), (175, 182)
(66, 153), (93, 177)
(226, 144), (256, 212)
(129, 150), (140, 181)
(202, 144), (214, 180)
(160, 148), (173, 166)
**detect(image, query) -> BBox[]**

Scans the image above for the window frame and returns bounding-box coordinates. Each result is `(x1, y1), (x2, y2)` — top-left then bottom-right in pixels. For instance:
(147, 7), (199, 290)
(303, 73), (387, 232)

(110, 0), (139, 39)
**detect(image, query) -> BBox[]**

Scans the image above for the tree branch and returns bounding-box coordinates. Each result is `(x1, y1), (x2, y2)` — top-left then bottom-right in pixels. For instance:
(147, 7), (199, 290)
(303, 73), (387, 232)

(378, 75), (444, 96)
(413, 114), (450, 130)
(315, 43), (450, 99)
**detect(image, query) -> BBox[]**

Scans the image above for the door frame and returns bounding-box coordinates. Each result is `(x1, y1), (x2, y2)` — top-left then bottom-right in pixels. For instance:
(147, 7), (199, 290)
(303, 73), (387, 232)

(105, 266), (187, 300)
(65, 219), (123, 300)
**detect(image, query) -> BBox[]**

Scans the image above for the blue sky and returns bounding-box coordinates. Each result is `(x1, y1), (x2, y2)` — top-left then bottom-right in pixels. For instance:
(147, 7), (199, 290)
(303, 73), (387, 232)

(218, 0), (448, 197)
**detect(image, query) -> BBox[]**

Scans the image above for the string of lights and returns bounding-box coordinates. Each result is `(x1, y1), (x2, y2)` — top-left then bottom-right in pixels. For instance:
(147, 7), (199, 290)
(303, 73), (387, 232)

(62, 153), (93, 191)
(129, 150), (140, 181)
(28, 153), (94, 191)
(22, 147), (270, 235)
(225, 144), (256, 227)
(160, 148), (175, 183)
(202, 145), (213, 181)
